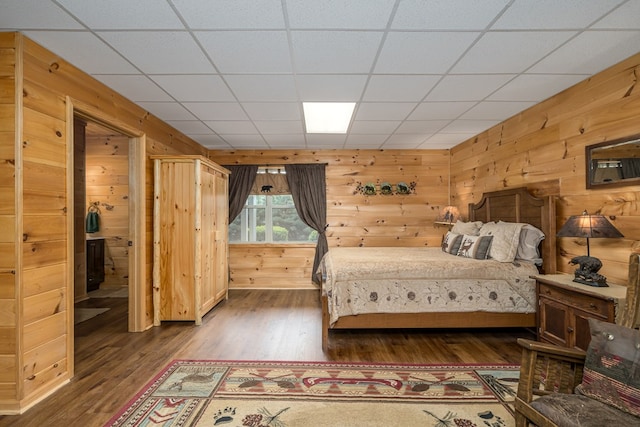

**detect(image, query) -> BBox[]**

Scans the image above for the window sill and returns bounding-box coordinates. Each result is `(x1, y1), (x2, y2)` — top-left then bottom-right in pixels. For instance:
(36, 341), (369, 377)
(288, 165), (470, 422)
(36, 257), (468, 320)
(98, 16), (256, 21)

(229, 242), (317, 248)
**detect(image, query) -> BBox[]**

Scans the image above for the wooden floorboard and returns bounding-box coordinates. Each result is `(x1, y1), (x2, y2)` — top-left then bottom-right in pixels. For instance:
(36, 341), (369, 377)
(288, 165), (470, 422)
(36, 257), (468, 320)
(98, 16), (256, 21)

(0, 289), (535, 426)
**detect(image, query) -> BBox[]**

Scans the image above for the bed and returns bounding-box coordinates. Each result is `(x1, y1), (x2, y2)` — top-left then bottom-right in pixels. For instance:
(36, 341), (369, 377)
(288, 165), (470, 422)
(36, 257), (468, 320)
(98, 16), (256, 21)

(320, 187), (557, 350)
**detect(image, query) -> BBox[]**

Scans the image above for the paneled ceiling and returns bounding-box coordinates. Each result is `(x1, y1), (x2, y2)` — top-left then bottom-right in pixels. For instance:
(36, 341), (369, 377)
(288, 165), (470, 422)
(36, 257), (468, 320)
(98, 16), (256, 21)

(2, 0), (640, 150)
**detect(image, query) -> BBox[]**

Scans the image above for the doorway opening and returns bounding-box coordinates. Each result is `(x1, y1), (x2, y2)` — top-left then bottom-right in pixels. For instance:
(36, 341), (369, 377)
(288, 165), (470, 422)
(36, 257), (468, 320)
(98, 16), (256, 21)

(70, 107), (146, 336)
(73, 118), (130, 328)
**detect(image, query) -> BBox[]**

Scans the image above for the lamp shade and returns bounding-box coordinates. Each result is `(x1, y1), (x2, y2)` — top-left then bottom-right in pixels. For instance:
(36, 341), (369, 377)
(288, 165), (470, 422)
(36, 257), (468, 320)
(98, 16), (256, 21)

(435, 205), (460, 224)
(556, 211), (624, 240)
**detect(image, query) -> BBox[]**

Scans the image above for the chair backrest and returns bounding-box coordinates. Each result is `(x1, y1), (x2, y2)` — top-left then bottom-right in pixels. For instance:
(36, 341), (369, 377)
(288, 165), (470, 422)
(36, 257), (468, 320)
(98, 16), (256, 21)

(620, 252), (640, 328)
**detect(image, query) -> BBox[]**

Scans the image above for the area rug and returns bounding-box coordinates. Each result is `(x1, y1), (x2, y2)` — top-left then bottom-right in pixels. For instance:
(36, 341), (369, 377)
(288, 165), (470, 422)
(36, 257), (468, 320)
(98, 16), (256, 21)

(105, 360), (520, 427)
(74, 307), (110, 324)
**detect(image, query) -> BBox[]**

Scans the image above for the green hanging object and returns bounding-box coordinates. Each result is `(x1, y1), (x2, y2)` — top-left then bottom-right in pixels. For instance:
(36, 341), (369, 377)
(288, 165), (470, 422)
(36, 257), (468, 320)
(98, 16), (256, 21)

(86, 204), (100, 233)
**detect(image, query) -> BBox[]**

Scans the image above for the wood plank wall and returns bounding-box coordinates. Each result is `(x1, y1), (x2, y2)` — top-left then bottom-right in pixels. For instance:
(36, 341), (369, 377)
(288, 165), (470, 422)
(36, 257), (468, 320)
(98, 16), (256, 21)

(85, 127), (130, 290)
(0, 33), (17, 406)
(209, 150), (450, 289)
(451, 51), (640, 286)
(1, 32), (208, 413)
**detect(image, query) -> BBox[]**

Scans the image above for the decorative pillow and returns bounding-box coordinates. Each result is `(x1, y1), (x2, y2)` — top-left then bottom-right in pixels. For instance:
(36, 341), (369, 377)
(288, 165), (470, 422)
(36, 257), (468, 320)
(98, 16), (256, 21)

(441, 232), (463, 254)
(456, 235), (493, 259)
(451, 220), (483, 236)
(575, 318), (640, 417)
(515, 223), (545, 264)
(479, 221), (524, 262)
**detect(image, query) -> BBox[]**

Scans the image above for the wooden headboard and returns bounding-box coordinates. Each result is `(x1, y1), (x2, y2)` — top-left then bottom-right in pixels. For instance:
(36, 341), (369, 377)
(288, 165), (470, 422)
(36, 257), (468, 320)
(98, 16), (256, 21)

(468, 187), (557, 274)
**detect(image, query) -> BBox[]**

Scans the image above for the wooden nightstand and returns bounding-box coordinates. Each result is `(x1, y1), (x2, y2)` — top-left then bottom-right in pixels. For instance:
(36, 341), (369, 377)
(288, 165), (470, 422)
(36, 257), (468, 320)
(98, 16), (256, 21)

(533, 274), (627, 351)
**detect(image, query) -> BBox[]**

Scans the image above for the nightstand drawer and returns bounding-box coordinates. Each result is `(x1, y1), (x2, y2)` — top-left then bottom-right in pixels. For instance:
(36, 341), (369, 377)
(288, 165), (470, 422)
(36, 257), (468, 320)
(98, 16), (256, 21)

(538, 283), (609, 316)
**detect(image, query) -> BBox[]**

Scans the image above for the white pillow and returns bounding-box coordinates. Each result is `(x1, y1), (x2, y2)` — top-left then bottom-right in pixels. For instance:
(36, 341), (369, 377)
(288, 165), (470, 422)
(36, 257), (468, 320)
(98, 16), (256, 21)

(479, 221), (524, 262)
(451, 220), (483, 236)
(515, 223), (545, 264)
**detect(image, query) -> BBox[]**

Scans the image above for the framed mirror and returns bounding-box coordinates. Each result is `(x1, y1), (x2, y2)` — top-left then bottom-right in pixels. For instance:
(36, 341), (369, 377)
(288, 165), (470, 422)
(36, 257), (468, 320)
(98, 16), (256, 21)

(586, 135), (640, 189)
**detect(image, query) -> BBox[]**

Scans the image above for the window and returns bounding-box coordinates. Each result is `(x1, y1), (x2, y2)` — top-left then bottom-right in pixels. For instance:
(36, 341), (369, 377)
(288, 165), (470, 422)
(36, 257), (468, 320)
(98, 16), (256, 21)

(229, 194), (318, 243)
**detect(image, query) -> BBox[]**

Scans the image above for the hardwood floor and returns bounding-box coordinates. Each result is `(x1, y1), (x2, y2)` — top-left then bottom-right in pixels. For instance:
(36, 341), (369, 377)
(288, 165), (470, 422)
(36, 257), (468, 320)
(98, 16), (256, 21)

(0, 289), (535, 427)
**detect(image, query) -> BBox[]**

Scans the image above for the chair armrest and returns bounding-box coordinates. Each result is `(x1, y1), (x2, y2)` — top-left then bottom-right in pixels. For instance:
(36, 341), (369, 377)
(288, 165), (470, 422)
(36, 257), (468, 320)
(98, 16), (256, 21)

(517, 338), (586, 361)
(516, 338), (586, 403)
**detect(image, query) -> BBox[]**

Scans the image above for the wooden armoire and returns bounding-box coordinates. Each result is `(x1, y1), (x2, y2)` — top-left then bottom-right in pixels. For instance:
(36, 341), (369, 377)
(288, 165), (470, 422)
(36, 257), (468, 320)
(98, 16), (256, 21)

(151, 155), (230, 325)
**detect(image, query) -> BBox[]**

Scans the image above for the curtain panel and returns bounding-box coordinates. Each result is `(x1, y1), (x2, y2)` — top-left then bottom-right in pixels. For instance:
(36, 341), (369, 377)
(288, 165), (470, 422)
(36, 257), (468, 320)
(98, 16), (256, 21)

(284, 164), (328, 285)
(225, 165), (258, 223)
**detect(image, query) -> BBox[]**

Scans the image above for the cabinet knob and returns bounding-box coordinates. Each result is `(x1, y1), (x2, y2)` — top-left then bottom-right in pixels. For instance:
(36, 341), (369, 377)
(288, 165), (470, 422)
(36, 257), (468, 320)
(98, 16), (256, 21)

(590, 303), (597, 309)
(567, 327), (574, 333)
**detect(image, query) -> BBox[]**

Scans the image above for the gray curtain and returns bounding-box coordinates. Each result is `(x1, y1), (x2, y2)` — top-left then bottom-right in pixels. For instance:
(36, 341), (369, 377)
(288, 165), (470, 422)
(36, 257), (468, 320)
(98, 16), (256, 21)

(225, 165), (258, 223)
(284, 164), (328, 285)
(621, 159), (640, 179)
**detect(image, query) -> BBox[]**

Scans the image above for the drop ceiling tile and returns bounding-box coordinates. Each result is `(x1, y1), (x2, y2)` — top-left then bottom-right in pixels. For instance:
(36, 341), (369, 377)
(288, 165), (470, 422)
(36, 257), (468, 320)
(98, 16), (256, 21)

(488, 74), (589, 101)
(381, 134), (429, 149)
(350, 121), (401, 134)
(306, 134), (347, 148)
(196, 31), (292, 73)
(452, 31), (576, 74)
(172, 0), (285, 29)
(296, 75), (368, 101)
(224, 75), (297, 101)
(420, 133), (471, 148)
(492, 0), (623, 29)
(529, 30), (640, 74)
(345, 134), (389, 147)
(204, 121), (259, 134)
(460, 101), (537, 120)
(408, 102), (477, 120)
(219, 134), (269, 148)
(392, 0), (510, 30)
(98, 31), (214, 74)
(291, 31), (383, 73)
(24, 31), (138, 74)
(182, 102), (248, 121)
(375, 32), (479, 74)
(395, 120), (450, 134)
(363, 75), (441, 102)
(94, 75), (173, 102)
(150, 75), (235, 102)
(165, 121), (212, 135)
(0, 0), (83, 28)
(354, 103), (417, 120)
(426, 75), (515, 101)
(189, 134), (231, 149)
(138, 102), (196, 121)
(592, 1), (640, 29)
(262, 134), (306, 147)
(253, 121), (303, 134)
(242, 103), (301, 120)
(440, 119), (499, 134)
(58, 0), (183, 29)
(286, 0), (395, 29)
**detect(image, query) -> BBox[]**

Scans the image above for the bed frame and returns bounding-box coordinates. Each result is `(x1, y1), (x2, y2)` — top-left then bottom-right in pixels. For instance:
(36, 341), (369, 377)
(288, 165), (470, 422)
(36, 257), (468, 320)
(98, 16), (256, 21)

(321, 187), (557, 351)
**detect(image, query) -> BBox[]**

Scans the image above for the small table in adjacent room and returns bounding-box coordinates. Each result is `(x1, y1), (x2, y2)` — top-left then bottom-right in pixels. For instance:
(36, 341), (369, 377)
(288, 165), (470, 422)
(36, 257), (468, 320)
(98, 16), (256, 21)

(533, 273), (628, 351)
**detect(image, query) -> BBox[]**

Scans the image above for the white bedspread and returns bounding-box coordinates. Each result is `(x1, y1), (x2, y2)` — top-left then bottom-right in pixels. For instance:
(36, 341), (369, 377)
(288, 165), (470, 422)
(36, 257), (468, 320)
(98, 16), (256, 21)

(320, 247), (538, 326)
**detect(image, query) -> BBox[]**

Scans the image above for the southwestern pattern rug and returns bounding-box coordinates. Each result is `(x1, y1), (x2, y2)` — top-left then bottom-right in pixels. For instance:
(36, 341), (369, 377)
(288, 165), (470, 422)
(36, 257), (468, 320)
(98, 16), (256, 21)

(105, 360), (521, 427)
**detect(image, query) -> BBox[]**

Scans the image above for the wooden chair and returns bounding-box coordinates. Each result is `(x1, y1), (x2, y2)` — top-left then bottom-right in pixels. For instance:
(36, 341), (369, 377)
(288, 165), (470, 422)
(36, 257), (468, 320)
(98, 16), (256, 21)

(620, 252), (640, 328)
(514, 338), (586, 427)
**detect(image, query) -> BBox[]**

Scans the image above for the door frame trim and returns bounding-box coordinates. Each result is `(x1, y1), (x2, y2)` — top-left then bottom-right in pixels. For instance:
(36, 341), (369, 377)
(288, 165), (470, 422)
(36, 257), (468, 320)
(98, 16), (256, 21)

(67, 97), (147, 336)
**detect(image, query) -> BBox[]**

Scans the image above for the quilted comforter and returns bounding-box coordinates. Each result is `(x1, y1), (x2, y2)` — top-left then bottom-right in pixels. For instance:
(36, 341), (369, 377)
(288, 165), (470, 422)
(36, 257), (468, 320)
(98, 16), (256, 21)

(320, 247), (538, 326)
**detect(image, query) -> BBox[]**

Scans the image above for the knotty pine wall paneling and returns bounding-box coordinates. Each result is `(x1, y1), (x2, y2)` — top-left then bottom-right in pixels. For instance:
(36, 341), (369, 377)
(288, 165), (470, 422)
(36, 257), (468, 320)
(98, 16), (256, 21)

(451, 51), (640, 286)
(209, 150), (450, 289)
(0, 32), (208, 414)
(0, 33), (18, 407)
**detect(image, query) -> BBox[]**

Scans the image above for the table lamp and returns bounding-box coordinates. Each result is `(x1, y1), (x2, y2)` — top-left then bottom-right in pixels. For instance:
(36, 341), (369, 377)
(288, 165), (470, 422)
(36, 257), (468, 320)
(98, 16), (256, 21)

(556, 210), (624, 287)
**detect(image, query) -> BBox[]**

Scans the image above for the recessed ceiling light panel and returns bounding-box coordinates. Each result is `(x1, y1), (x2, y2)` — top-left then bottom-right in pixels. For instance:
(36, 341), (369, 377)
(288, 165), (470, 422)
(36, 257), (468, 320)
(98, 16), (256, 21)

(303, 102), (356, 134)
